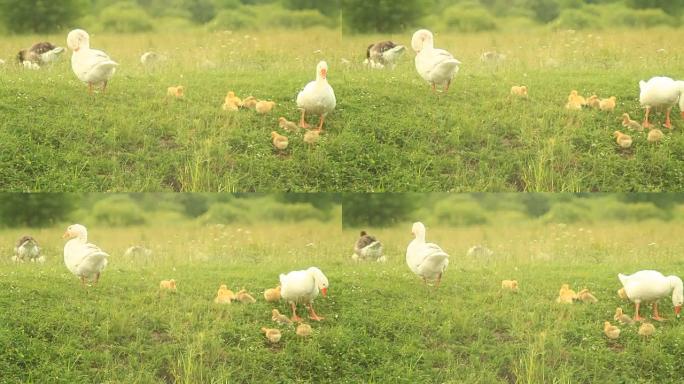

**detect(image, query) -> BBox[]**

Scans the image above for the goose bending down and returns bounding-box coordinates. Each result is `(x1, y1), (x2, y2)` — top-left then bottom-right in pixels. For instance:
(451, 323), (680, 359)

(279, 267), (329, 322)
(365, 41), (406, 69)
(639, 76), (684, 129)
(352, 230), (385, 262)
(296, 61), (336, 131)
(13, 235), (44, 263)
(406, 222), (449, 286)
(17, 42), (65, 67)
(411, 29), (461, 92)
(618, 270), (683, 321)
(66, 29), (118, 94)
(63, 224), (109, 285)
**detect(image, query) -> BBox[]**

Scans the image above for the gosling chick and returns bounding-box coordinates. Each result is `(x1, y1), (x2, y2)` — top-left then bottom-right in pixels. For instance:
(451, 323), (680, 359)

(603, 321), (620, 339)
(577, 288), (598, 303)
(256, 100), (276, 114)
(647, 128), (664, 143)
(501, 279), (519, 292)
(271, 131), (289, 150)
(264, 286), (281, 302)
(599, 96), (616, 112)
(272, 309), (292, 325)
(510, 85), (528, 98)
(586, 95), (600, 109)
(303, 129), (320, 146)
(556, 283), (578, 304)
(160, 279), (177, 291)
(565, 90), (586, 110)
(296, 323), (312, 337)
(613, 131), (632, 148)
(242, 96), (257, 109)
(638, 322), (655, 337)
(261, 327), (282, 343)
(617, 287), (628, 300)
(167, 86), (184, 98)
(621, 113), (643, 132)
(278, 117), (300, 133)
(614, 307), (634, 324)
(237, 289), (256, 304)
(214, 284), (235, 304)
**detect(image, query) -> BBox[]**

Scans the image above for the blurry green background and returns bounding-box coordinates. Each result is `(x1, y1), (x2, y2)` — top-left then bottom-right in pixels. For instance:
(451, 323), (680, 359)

(342, 193), (684, 227)
(0, 193), (341, 227)
(3, 193), (684, 229)
(0, 0), (682, 35)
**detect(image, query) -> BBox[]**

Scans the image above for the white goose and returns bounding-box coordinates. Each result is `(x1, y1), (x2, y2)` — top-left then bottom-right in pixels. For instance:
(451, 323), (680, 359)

(639, 76), (684, 129)
(63, 224), (109, 285)
(411, 29), (461, 92)
(406, 222), (449, 286)
(618, 270), (683, 321)
(66, 29), (118, 93)
(296, 61), (336, 131)
(279, 267), (329, 322)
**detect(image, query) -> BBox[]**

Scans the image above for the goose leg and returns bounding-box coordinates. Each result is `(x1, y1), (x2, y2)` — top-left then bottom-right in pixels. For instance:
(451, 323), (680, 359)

(664, 107), (672, 129)
(444, 80), (451, 93)
(298, 109), (310, 129)
(306, 303), (324, 321)
(652, 302), (666, 321)
(88, 83), (94, 95)
(633, 302), (644, 321)
(102, 81), (108, 94)
(642, 107), (651, 128)
(435, 273), (442, 288)
(316, 115), (326, 132)
(80, 276), (87, 286)
(290, 302), (303, 322)
(431, 82), (436, 93)
(94, 272), (101, 285)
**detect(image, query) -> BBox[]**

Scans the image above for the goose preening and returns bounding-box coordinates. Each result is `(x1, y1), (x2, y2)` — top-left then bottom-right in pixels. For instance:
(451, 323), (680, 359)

(406, 222), (449, 286)
(352, 230), (385, 262)
(618, 270), (683, 321)
(12, 235), (44, 263)
(411, 29), (461, 92)
(639, 76), (684, 129)
(63, 224), (109, 286)
(17, 42), (65, 68)
(279, 267), (329, 322)
(66, 29), (118, 94)
(364, 41), (406, 69)
(296, 61), (336, 131)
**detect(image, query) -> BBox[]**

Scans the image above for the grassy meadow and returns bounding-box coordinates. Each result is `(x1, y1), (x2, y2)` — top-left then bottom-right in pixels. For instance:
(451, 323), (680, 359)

(2, 219), (684, 382)
(1, 28), (683, 192)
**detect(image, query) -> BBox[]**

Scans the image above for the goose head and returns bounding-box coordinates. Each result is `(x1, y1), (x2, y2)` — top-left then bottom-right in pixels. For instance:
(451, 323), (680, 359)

(67, 29), (90, 52)
(316, 61), (328, 81)
(307, 267), (329, 296)
(411, 222), (427, 241)
(411, 29), (434, 53)
(63, 224), (88, 241)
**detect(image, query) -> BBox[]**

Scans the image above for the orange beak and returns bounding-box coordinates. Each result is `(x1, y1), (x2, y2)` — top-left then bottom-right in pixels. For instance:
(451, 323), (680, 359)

(676, 305), (682, 318)
(680, 111), (684, 119)
(320, 68), (327, 79)
(321, 287), (328, 297)
(62, 230), (70, 239)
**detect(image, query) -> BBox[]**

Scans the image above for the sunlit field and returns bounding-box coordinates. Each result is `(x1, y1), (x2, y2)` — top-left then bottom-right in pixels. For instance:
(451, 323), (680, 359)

(1, 27), (683, 192)
(2, 219), (684, 382)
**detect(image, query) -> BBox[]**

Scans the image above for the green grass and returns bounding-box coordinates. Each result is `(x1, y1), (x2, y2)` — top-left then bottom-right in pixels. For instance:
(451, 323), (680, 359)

(2, 221), (684, 382)
(1, 28), (684, 192)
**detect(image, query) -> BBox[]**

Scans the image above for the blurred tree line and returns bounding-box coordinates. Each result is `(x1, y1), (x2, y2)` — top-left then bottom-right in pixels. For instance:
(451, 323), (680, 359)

(342, 193), (684, 227)
(0, 0), (681, 34)
(0, 193), (340, 227)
